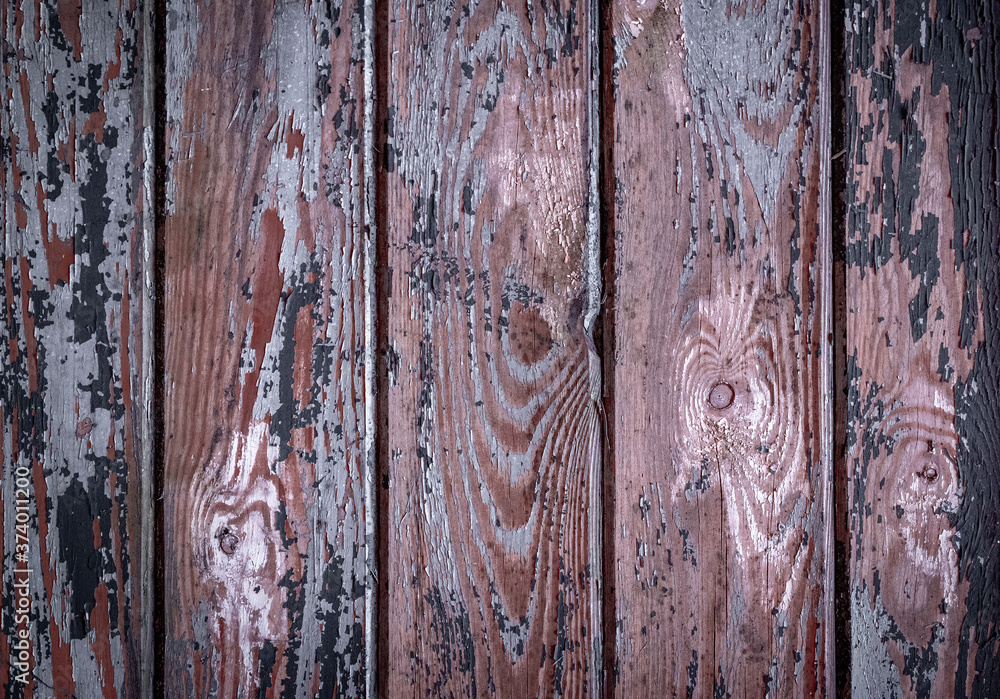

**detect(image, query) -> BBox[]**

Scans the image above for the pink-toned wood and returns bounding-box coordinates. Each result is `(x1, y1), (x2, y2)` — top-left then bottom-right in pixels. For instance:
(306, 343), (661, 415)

(844, 1), (1000, 695)
(382, 1), (602, 695)
(608, 1), (832, 695)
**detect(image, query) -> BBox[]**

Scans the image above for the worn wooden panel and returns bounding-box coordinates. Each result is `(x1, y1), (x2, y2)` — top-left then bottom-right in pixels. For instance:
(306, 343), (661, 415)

(383, 0), (602, 695)
(608, 0), (831, 695)
(163, 0), (369, 694)
(0, 0), (151, 696)
(845, 1), (1000, 695)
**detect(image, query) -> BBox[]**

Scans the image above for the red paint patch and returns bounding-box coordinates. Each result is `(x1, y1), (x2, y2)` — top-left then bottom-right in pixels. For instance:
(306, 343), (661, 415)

(82, 102), (108, 142)
(292, 304), (314, 411)
(286, 114), (304, 158)
(40, 216), (75, 290)
(105, 38), (123, 87)
(4, 260), (16, 366)
(90, 584), (117, 699)
(58, 0), (84, 61)
(17, 72), (38, 153)
(241, 208), (285, 430)
(18, 259), (38, 394)
(36, 181), (75, 288)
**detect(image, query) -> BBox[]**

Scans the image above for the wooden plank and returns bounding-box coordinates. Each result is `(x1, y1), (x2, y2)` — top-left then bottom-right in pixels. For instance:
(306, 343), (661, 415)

(607, 0), (832, 695)
(382, 1), (602, 695)
(163, 1), (369, 694)
(844, 1), (1000, 695)
(0, 0), (151, 695)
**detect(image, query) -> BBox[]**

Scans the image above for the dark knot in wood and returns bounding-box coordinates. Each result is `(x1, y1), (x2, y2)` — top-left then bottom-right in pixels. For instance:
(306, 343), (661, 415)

(920, 464), (938, 482)
(709, 382), (735, 410)
(218, 528), (240, 556)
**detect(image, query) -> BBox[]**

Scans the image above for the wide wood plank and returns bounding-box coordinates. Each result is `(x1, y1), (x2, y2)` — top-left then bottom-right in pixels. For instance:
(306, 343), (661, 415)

(1, 0), (151, 695)
(163, 1), (369, 694)
(845, 0), (1000, 695)
(608, 0), (832, 695)
(382, 1), (602, 695)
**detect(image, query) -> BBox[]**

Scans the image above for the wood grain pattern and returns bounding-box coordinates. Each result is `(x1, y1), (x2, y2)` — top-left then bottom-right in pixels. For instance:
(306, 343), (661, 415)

(607, 0), (831, 695)
(163, 1), (369, 694)
(382, 0), (602, 695)
(845, 1), (1000, 695)
(1, 0), (150, 695)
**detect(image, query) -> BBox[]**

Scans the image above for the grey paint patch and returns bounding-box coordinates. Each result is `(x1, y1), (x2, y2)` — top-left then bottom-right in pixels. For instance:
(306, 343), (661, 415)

(682, 0), (809, 230)
(852, 584), (904, 699)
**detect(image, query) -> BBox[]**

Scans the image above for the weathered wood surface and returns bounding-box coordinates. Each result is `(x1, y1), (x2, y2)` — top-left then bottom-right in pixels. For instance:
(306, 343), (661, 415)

(845, 0), (1000, 696)
(3, 0), (998, 695)
(382, 0), (602, 695)
(607, 0), (832, 695)
(163, 0), (368, 695)
(1, 0), (151, 696)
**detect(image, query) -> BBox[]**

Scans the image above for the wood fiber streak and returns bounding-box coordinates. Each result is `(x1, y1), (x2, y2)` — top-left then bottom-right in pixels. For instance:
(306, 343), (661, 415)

(384, 1), (601, 696)
(845, 1), (1000, 695)
(609, 1), (830, 695)
(1, 1), (148, 696)
(164, 1), (367, 695)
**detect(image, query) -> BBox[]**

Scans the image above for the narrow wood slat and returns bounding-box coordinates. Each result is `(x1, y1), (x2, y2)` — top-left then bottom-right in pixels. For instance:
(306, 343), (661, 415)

(845, 1), (1000, 694)
(1, 1), (150, 695)
(383, 0), (602, 695)
(608, 0), (832, 695)
(163, 1), (369, 694)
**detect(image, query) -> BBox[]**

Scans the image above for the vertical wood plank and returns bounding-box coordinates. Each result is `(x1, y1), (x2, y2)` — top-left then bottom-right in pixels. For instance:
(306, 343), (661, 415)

(163, 1), (369, 694)
(845, 1), (1000, 695)
(608, 0), (832, 695)
(0, 0), (150, 695)
(383, 1), (602, 695)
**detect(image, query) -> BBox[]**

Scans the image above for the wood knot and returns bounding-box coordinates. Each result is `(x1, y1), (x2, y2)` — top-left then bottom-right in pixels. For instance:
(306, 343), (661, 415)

(919, 464), (939, 482)
(76, 418), (94, 439)
(709, 382), (735, 410)
(508, 303), (553, 365)
(218, 528), (240, 556)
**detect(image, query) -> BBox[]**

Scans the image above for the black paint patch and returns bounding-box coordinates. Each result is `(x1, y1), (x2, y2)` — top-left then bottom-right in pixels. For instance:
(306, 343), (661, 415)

(56, 475), (102, 639)
(314, 552), (365, 698)
(936, 343), (953, 382)
(256, 640), (278, 699)
(902, 214), (940, 342)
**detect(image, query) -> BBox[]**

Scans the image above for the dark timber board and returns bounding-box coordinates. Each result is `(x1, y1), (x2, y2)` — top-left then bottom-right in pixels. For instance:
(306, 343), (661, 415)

(1, 0), (151, 696)
(381, 0), (602, 695)
(162, 0), (368, 695)
(607, 0), (833, 695)
(844, 0), (1000, 696)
